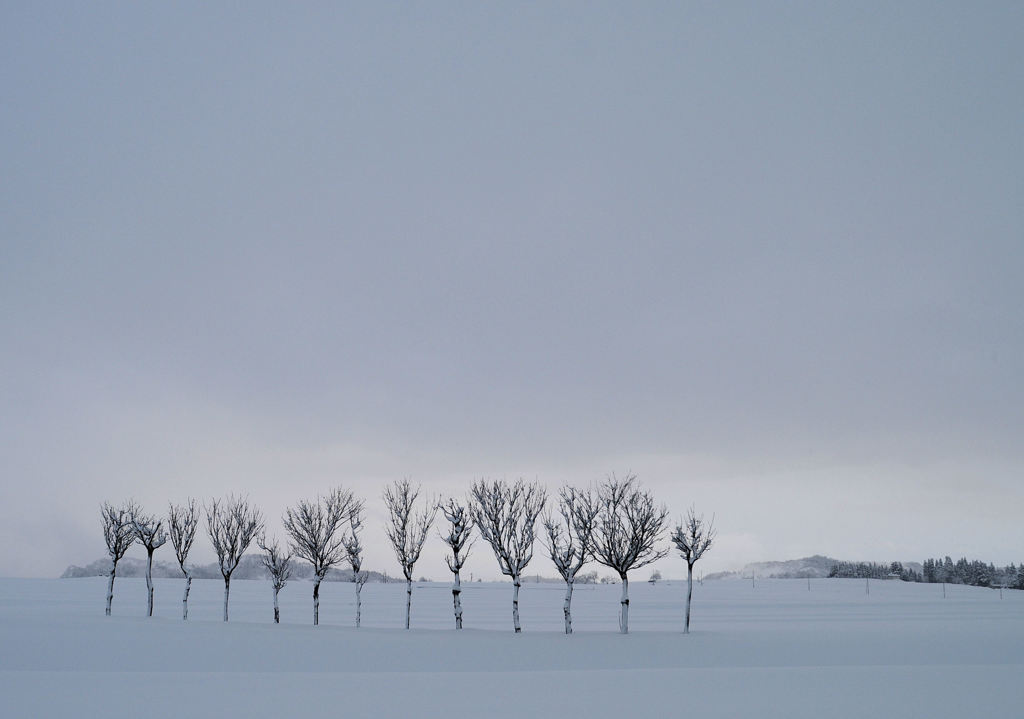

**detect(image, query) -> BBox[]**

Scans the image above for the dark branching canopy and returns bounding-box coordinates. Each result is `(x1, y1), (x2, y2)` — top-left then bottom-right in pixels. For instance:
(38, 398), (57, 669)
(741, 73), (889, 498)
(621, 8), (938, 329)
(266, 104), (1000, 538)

(671, 506), (716, 568)
(130, 507), (168, 553)
(383, 479), (437, 581)
(592, 474), (669, 578)
(206, 495), (264, 579)
(342, 498), (368, 584)
(168, 499), (199, 574)
(101, 500), (138, 564)
(544, 485), (600, 582)
(283, 487), (358, 581)
(440, 498), (475, 574)
(258, 534), (293, 590)
(470, 478), (547, 579)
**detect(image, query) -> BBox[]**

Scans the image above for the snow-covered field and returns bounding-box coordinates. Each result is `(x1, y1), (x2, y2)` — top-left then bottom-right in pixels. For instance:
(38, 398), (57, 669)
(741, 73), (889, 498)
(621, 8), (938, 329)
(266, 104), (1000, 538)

(2, 576), (1022, 717)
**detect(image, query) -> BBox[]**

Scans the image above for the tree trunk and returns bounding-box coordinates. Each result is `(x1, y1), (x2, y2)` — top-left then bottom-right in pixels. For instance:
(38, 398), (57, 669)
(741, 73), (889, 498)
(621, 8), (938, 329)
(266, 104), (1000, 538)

(222, 575), (231, 622)
(452, 569), (463, 630)
(105, 564), (116, 616)
(619, 574), (630, 634)
(563, 579), (574, 634)
(273, 585), (280, 624)
(405, 578), (412, 629)
(684, 563), (694, 634)
(313, 577), (321, 626)
(182, 573), (192, 620)
(512, 574), (522, 633)
(145, 548), (155, 617)
(355, 582), (362, 628)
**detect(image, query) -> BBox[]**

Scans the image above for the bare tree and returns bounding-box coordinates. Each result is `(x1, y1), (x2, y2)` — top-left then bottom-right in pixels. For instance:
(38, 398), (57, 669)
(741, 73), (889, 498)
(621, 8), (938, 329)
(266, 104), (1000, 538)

(543, 485), (599, 634)
(168, 499), (199, 620)
(101, 500), (138, 616)
(671, 507), (716, 634)
(469, 478), (547, 633)
(282, 487), (357, 626)
(439, 498), (474, 629)
(383, 479), (437, 629)
(130, 507), (168, 617)
(258, 535), (292, 624)
(206, 495), (264, 622)
(341, 498), (368, 628)
(592, 474), (669, 634)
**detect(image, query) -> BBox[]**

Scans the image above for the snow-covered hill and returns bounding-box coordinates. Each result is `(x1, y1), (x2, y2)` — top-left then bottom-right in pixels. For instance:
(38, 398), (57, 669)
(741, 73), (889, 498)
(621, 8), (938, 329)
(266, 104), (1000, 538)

(705, 554), (924, 580)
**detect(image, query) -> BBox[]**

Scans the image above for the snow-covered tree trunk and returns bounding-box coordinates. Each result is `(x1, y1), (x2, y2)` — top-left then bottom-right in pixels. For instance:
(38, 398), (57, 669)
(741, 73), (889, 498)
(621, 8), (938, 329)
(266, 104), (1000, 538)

(563, 579), (574, 634)
(182, 573), (192, 620)
(313, 578), (321, 626)
(405, 578), (412, 630)
(101, 501), (138, 617)
(105, 566), (116, 616)
(222, 576), (230, 622)
(671, 507), (715, 631)
(273, 585), (280, 624)
(619, 574), (630, 634)
(170, 499), (198, 620)
(512, 573), (522, 633)
(145, 548), (155, 617)
(130, 508), (167, 617)
(355, 582), (362, 628)
(452, 570), (463, 629)
(684, 563), (694, 633)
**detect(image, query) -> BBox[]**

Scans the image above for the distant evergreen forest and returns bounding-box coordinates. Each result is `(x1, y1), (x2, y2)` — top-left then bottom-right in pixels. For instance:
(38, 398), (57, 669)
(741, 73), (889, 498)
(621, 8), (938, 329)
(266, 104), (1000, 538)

(828, 558), (1024, 589)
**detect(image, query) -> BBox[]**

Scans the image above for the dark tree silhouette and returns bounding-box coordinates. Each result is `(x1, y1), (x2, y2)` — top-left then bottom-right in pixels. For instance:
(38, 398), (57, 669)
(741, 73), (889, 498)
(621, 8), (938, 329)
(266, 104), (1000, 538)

(543, 485), (599, 634)
(206, 495), (263, 622)
(670, 506), (716, 633)
(101, 500), (138, 616)
(258, 535), (292, 624)
(341, 498), (369, 628)
(439, 498), (474, 629)
(470, 478), (547, 633)
(591, 474), (669, 634)
(283, 487), (357, 626)
(130, 507), (168, 617)
(168, 499), (199, 620)
(383, 479), (437, 629)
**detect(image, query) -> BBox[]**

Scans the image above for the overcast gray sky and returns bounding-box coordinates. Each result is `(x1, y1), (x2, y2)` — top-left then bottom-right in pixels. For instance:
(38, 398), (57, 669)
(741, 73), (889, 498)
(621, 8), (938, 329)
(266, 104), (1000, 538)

(2, 2), (1022, 579)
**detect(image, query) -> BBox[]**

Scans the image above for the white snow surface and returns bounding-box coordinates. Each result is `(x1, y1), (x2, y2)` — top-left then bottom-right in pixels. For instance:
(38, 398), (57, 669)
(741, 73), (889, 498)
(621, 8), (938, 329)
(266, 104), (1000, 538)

(2, 576), (1022, 717)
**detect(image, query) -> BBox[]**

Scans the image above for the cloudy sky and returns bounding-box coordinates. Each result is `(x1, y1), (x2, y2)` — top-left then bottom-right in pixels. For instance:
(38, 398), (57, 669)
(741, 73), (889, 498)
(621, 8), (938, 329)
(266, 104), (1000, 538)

(2, 2), (1022, 579)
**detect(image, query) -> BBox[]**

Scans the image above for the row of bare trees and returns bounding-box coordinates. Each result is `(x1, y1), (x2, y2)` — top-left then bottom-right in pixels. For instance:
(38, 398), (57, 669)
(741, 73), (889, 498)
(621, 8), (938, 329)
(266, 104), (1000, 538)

(469, 474), (714, 634)
(100, 475), (715, 633)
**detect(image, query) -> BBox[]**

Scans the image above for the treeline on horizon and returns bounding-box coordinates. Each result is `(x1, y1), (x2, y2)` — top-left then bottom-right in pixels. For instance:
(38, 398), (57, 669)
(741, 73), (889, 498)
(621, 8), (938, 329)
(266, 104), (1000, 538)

(828, 558), (1024, 589)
